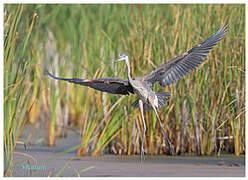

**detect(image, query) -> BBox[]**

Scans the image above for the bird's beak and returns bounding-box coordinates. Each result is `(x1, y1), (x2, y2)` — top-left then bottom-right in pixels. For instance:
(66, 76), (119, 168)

(113, 56), (123, 63)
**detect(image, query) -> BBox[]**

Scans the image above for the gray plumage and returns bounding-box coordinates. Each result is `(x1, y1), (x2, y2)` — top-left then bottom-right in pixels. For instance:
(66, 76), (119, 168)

(143, 24), (228, 87)
(47, 23), (228, 160)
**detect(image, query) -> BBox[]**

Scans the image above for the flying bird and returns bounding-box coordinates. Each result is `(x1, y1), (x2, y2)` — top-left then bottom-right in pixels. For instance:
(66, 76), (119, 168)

(46, 23), (228, 160)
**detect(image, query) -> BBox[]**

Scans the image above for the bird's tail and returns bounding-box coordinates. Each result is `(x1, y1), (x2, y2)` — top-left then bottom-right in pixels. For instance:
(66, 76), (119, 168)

(132, 92), (171, 111)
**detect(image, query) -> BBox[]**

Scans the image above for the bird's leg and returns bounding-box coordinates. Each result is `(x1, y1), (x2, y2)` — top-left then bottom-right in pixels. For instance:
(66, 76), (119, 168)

(139, 99), (146, 162)
(150, 101), (174, 156)
(155, 108), (174, 155)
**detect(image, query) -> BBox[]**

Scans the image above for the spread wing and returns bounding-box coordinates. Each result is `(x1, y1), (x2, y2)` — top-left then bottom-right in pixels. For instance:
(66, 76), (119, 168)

(46, 70), (134, 95)
(143, 23), (228, 87)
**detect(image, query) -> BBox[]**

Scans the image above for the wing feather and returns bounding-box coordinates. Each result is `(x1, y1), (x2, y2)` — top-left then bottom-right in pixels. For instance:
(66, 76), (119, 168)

(46, 70), (134, 95)
(144, 23), (228, 87)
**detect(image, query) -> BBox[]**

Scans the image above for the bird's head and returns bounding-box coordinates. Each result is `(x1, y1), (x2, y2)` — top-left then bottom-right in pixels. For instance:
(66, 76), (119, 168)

(114, 53), (128, 62)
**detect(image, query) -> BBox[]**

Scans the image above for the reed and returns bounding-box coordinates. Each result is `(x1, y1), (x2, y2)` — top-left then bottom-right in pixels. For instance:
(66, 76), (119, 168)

(4, 4), (38, 176)
(4, 4), (245, 172)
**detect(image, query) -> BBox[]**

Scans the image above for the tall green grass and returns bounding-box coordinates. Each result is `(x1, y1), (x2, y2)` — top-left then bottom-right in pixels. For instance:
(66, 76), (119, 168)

(4, 4), (245, 172)
(4, 4), (38, 176)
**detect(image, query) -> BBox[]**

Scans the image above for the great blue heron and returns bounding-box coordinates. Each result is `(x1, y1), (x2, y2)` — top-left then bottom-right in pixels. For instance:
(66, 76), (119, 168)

(46, 23), (227, 160)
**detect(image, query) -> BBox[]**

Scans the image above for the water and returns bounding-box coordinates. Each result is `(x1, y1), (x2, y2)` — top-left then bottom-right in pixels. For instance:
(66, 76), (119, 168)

(12, 124), (245, 177)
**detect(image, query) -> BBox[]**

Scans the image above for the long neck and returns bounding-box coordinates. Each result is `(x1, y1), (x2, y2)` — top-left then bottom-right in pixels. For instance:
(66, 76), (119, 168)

(125, 57), (133, 83)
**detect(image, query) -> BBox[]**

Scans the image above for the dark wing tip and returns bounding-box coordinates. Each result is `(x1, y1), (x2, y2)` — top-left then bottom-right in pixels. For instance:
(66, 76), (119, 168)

(45, 69), (68, 81)
(157, 23), (228, 87)
(221, 20), (229, 32)
(44, 68), (49, 75)
(188, 23), (228, 55)
(45, 69), (57, 79)
(44, 69), (57, 78)
(217, 22), (228, 37)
